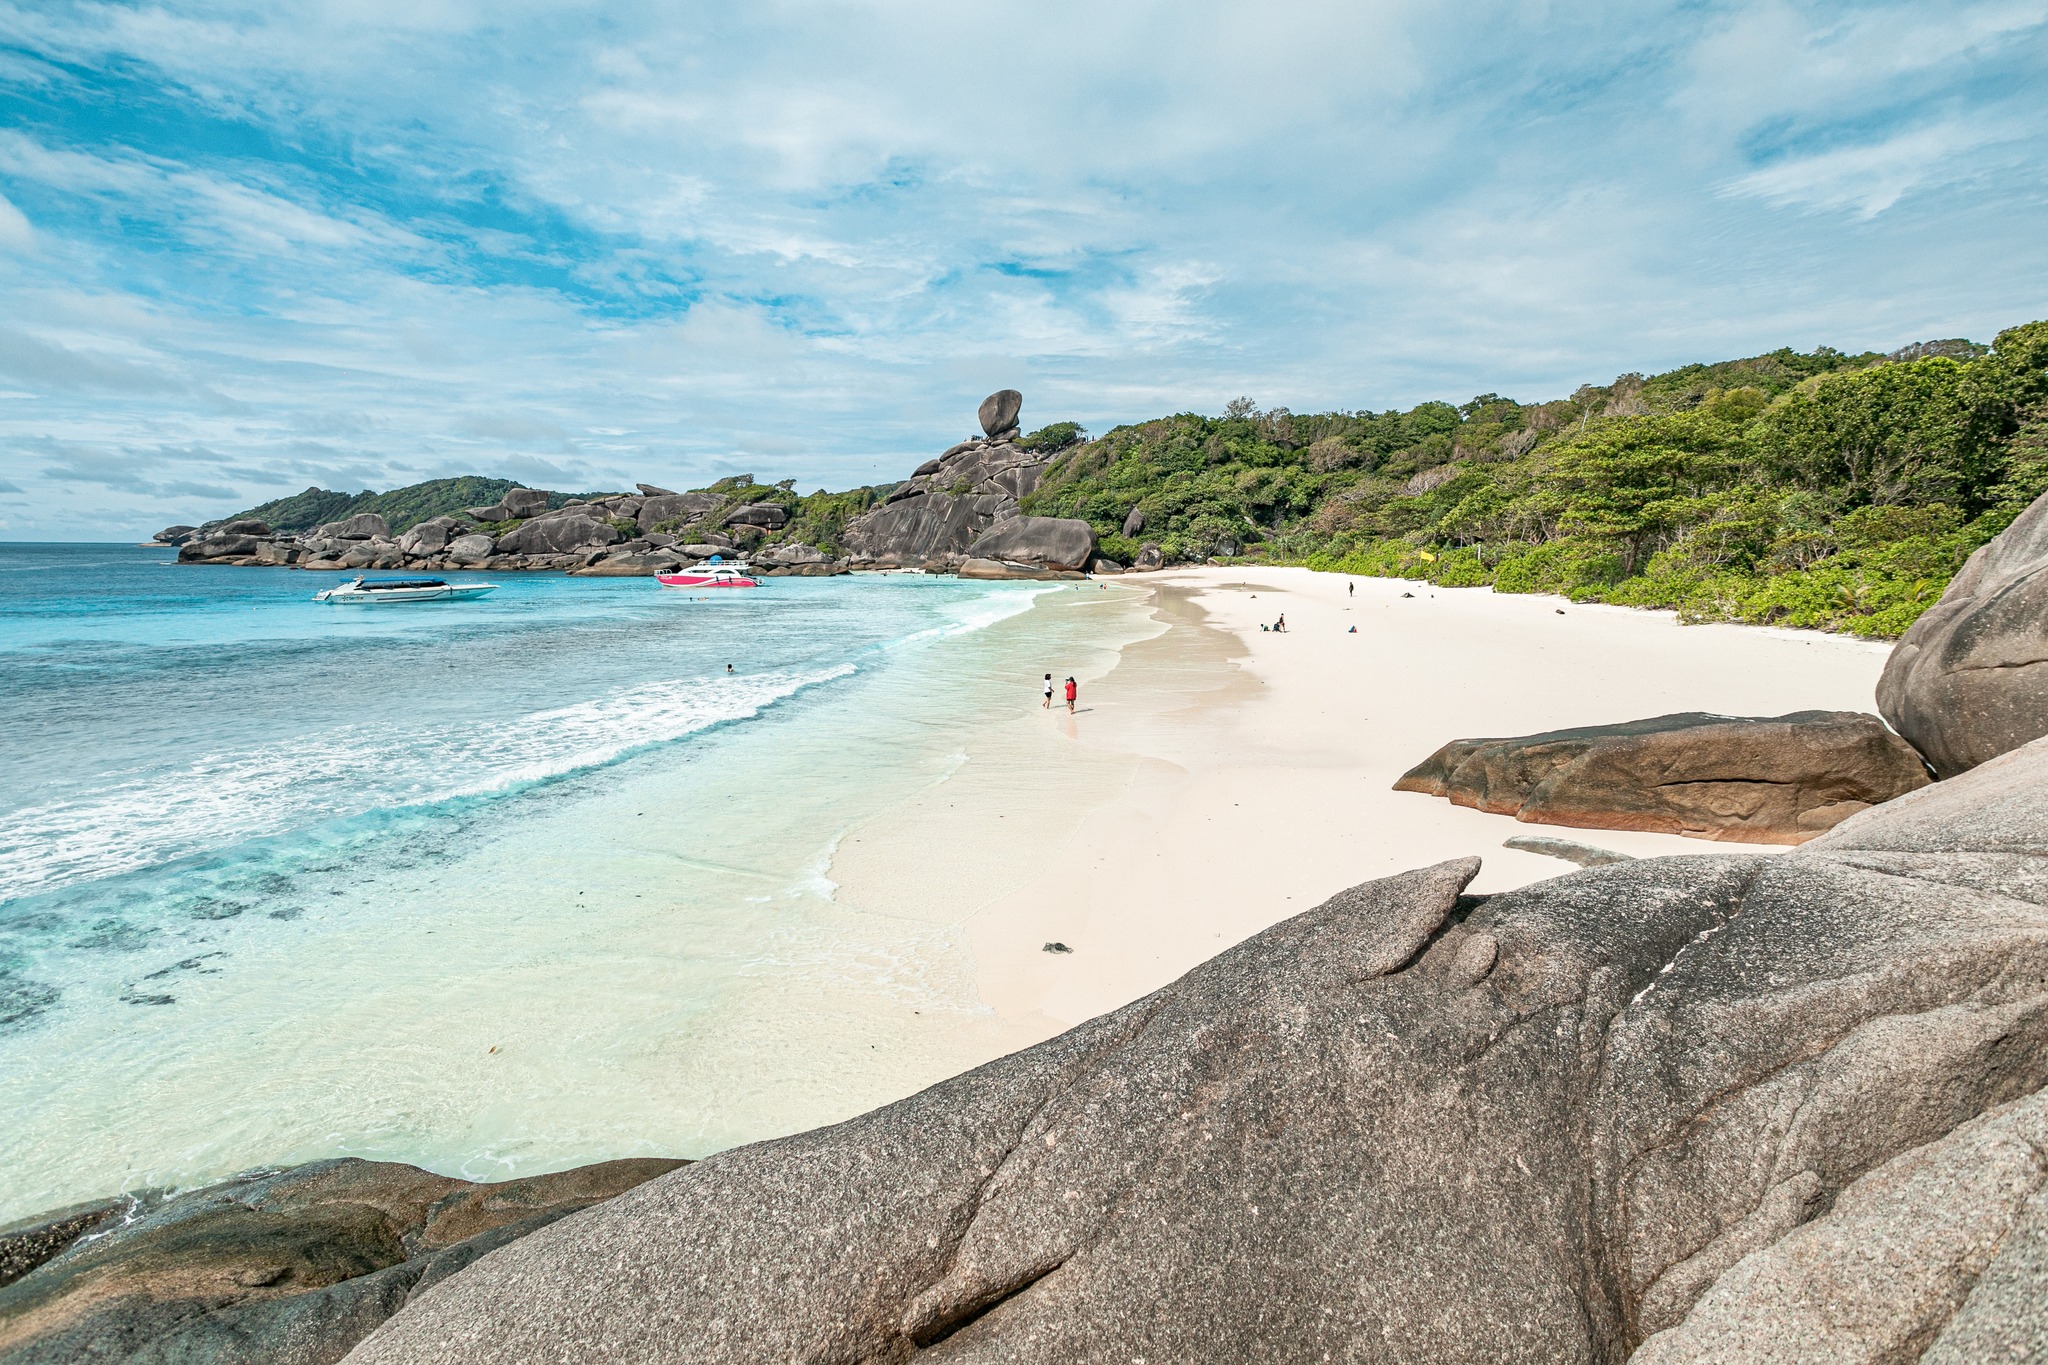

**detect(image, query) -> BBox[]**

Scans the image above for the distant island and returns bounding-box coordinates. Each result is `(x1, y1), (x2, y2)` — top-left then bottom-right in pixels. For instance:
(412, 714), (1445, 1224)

(162, 318), (2046, 638)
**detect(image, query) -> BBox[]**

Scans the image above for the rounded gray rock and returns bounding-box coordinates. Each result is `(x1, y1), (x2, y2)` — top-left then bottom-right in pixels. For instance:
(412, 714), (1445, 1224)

(977, 389), (1022, 437)
(1879, 487), (2048, 776)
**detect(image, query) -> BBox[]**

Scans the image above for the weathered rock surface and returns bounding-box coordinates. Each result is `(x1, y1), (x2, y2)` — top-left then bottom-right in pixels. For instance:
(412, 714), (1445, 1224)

(636, 492), (720, 532)
(957, 557), (1086, 581)
(1395, 710), (1930, 844)
(1132, 542), (1164, 571)
(0, 1157), (683, 1365)
(1501, 834), (1634, 867)
(965, 515), (1098, 573)
(346, 737), (2048, 1363)
(1878, 486), (2048, 777)
(397, 516), (464, 557)
(977, 388), (1022, 437)
(315, 513), (391, 541)
(152, 526), (197, 545)
(724, 502), (788, 530)
(841, 393), (1062, 566)
(178, 533), (262, 562)
(499, 488), (549, 519)
(0, 1201), (127, 1290)
(492, 515), (616, 557)
(754, 543), (827, 567)
(216, 519), (272, 537)
(634, 483), (675, 497)
(569, 552), (683, 577)
(445, 533), (495, 564)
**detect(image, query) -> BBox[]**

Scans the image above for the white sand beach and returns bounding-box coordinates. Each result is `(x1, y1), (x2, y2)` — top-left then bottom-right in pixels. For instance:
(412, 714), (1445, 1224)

(829, 566), (1894, 1043)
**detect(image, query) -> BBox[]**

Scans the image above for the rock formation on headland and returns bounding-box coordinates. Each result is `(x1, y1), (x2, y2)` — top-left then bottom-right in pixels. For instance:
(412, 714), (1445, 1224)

(0, 1157), (682, 1363)
(838, 390), (1101, 575)
(337, 731), (2048, 1364)
(1878, 482), (2048, 778)
(1396, 710), (1931, 843)
(164, 391), (1109, 580)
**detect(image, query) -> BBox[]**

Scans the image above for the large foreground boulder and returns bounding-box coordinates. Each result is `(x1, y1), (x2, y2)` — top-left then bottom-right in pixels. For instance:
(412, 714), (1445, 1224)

(345, 738), (2048, 1364)
(0, 1157), (683, 1365)
(1394, 710), (1930, 844)
(965, 515), (1097, 573)
(1879, 486), (2048, 777)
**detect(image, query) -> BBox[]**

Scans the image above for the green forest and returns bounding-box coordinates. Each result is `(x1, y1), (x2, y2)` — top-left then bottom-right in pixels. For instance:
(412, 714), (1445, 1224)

(1024, 318), (2048, 638)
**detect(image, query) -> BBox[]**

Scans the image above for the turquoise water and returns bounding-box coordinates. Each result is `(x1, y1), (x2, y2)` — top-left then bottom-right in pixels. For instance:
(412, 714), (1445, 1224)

(0, 545), (1098, 1218)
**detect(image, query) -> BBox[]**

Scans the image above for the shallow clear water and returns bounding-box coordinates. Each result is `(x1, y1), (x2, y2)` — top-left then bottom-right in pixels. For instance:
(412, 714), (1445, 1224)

(0, 545), (1114, 1219)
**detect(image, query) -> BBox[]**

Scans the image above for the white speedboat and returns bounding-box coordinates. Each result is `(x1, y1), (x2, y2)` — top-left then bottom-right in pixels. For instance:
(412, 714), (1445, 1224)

(313, 576), (498, 604)
(656, 557), (760, 589)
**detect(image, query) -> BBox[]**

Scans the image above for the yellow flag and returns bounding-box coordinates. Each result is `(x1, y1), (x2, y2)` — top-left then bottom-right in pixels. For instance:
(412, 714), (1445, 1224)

(1417, 550), (1436, 562)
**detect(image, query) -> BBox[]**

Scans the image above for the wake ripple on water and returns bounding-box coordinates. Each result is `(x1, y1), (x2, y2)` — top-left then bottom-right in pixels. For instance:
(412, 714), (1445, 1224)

(0, 664), (856, 903)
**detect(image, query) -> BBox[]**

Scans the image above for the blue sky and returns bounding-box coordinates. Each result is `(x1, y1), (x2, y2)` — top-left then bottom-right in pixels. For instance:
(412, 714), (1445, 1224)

(1, 0), (2045, 539)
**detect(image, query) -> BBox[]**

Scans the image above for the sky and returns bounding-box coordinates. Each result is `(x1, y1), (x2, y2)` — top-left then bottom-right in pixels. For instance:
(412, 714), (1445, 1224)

(1, 1), (2045, 539)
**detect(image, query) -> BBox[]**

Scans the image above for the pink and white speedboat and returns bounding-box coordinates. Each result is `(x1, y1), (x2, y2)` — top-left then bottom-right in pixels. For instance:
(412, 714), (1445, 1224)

(656, 557), (760, 589)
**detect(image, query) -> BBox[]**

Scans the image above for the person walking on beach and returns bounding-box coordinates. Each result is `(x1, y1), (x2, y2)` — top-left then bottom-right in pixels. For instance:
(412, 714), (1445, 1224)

(1064, 676), (1078, 713)
(1042, 673), (1054, 709)
(1348, 581), (1354, 597)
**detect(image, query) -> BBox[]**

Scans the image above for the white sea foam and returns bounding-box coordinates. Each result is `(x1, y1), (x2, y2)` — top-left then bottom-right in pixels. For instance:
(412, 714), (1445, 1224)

(0, 665), (854, 902)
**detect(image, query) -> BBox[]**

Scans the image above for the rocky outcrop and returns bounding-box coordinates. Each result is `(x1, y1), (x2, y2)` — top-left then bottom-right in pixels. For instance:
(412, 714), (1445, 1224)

(315, 513), (391, 541)
(492, 515), (616, 557)
(725, 502), (788, 530)
(0, 1156), (683, 1365)
(345, 736), (2048, 1364)
(1394, 710), (1930, 844)
(397, 516), (464, 557)
(1132, 542), (1164, 571)
(1878, 486), (2048, 777)
(445, 534), (494, 564)
(958, 558), (1085, 581)
(841, 391), (1061, 567)
(977, 388), (1022, 438)
(499, 488), (548, 519)
(965, 516), (1097, 573)
(636, 493), (719, 533)
(151, 526), (197, 546)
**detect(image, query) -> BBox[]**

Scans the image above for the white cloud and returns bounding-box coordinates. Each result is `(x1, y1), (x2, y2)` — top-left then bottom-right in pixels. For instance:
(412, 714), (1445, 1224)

(0, 190), (31, 250)
(0, 0), (2045, 537)
(1720, 120), (2014, 217)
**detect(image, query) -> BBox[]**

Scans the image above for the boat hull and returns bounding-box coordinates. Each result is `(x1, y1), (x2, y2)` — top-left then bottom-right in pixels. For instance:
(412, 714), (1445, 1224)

(315, 584), (497, 604)
(656, 574), (759, 588)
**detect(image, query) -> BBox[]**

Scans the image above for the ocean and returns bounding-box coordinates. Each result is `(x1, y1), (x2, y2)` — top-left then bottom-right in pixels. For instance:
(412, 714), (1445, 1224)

(0, 544), (1141, 1221)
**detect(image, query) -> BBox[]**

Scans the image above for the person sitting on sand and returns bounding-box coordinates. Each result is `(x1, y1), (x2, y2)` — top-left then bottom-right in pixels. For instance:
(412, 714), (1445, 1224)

(1064, 676), (1077, 713)
(1274, 614), (1287, 632)
(1042, 673), (1054, 709)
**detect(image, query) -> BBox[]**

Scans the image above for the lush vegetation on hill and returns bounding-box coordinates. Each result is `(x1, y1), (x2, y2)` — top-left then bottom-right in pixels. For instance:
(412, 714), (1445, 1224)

(220, 477), (520, 533)
(1022, 321), (2048, 637)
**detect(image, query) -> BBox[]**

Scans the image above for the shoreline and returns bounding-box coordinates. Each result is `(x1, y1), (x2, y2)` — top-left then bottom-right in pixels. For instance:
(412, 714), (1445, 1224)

(829, 565), (1893, 1038)
(1, 563), (1893, 1224)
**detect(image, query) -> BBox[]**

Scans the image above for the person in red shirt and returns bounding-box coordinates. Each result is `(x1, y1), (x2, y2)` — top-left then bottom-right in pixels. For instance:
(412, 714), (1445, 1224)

(1063, 676), (1078, 713)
